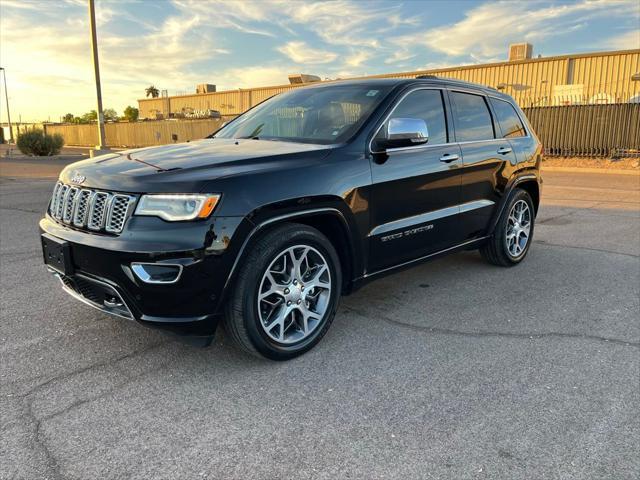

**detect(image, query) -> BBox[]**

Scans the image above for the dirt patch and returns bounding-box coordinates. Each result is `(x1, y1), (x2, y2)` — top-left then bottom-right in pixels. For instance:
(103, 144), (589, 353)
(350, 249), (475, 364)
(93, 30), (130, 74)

(543, 156), (640, 170)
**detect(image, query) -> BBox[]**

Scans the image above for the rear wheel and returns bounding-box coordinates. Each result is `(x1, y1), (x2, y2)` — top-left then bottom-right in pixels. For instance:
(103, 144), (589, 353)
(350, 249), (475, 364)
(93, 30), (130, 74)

(224, 223), (341, 360)
(480, 188), (535, 266)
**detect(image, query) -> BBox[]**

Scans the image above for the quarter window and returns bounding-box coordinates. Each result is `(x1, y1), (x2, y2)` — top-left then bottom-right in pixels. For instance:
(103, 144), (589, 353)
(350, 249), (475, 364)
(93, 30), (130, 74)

(490, 98), (527, 138)
(450, 92), (495, 142)
(381, 89), (448, 145)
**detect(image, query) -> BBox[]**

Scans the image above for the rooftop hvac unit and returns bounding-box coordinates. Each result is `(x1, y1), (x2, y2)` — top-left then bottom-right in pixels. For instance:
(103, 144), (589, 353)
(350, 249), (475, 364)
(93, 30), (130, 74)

(288, 74), (321, 85)
(196, 84), (216, 94)
(508, 43), (533, 61)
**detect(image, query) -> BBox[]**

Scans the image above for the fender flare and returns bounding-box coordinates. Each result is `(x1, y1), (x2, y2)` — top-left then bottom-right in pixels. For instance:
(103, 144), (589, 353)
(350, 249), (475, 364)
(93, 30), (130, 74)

(218, 207), (359, 307)
(488, 173), (539, 234)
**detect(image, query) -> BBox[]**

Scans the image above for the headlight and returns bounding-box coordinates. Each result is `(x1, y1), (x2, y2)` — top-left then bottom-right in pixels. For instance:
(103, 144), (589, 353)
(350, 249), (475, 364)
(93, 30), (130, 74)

(134, 194), (220, 221)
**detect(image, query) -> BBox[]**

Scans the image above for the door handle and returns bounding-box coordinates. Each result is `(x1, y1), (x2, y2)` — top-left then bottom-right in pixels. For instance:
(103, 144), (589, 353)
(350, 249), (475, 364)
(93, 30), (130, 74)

(497, 147), (512, 155)
(439, 153), (459, 163)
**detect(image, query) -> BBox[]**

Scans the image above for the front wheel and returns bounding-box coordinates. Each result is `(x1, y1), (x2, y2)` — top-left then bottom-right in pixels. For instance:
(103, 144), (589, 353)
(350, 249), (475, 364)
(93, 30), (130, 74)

(224, 223), (342, 360)
(480, 188), (535, 266)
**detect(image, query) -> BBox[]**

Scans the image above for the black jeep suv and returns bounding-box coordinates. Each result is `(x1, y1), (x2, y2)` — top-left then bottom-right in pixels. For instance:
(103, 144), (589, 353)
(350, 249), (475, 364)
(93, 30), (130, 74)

(40, 78), (542, 360)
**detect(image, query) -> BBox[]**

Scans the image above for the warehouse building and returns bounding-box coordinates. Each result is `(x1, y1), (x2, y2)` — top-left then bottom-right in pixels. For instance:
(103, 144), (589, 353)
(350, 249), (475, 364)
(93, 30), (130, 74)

(138, 47), (640, 120)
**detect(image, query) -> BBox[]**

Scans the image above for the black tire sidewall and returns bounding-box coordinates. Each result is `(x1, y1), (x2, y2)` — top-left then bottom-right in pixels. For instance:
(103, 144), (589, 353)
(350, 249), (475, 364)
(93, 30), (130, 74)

(499, 189), (535, 263)
(240, 226), (342, 359)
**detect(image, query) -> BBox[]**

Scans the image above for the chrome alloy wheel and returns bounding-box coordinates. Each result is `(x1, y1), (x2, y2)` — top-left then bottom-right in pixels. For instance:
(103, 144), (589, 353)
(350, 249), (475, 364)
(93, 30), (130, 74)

(257, 245), (332, 344)
(506, 199), (532, 258)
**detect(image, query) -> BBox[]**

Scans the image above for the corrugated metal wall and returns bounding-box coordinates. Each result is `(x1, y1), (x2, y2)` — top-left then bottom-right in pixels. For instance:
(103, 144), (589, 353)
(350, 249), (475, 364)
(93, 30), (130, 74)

(138, 49), (640, 118)
(361, 57), (573, 107)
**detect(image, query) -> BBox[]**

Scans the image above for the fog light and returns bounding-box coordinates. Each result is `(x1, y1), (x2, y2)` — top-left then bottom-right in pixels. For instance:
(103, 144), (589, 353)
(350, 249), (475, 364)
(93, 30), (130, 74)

(131, 263), (183, 284)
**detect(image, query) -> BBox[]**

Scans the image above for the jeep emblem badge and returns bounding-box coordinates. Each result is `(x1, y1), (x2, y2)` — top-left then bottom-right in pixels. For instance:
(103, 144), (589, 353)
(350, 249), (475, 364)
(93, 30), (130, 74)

(70, 172), (86, 184)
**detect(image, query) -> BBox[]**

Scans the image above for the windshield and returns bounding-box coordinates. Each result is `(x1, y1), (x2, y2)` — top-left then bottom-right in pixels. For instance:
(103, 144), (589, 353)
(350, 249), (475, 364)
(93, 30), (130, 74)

(214, 84), (391, 145)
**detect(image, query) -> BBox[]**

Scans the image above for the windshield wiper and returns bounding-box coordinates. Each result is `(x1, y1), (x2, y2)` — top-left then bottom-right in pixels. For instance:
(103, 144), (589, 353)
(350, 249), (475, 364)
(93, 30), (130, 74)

(236, 124), (265, 140)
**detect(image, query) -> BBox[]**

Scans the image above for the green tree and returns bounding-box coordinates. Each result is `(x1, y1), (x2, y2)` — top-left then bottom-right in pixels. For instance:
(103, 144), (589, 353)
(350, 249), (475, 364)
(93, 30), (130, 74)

(123, 105), (139, 122)
(145, 85), (159, 98)
(103, 108), (118, 122)
(62, 113), (74, 123)
(81, 110), (97, 123)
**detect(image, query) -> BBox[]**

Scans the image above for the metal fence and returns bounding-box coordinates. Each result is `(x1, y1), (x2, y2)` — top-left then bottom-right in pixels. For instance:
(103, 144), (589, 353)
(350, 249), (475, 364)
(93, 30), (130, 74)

(42, 103), (639, 158)
(523, 101), (640, 157)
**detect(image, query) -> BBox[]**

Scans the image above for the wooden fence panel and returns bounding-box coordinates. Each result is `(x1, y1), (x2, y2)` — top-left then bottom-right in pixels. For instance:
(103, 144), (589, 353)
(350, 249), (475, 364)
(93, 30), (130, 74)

(45, 118), (232, 148)
(43, 124), (98, 146)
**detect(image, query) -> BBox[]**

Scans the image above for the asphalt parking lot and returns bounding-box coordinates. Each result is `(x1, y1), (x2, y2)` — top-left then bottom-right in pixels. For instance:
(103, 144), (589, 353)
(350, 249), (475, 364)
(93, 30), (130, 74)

(1, 168), (639, 480)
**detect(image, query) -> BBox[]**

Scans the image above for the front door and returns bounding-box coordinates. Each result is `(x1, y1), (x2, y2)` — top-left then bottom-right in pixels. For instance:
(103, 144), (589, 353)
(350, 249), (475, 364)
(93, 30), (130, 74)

(368, 88), (463, 272)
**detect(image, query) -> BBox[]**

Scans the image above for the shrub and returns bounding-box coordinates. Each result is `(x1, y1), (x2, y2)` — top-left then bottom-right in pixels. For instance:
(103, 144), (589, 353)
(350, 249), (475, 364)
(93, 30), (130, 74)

(16, 129), (64, 156)
(123, 105), (139, 122)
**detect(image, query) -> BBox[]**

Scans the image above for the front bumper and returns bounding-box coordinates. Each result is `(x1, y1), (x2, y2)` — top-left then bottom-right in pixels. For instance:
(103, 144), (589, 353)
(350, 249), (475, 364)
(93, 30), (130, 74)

(40, 214), (250, 336)
(52, 269), (135, 320)
(50, 268), (219, 336)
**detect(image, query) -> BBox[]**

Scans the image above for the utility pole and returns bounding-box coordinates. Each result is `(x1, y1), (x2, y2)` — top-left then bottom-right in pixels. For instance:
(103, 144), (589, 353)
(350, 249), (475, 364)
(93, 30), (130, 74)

(88, 0), (108, 155)
(0, 67), (13, 144)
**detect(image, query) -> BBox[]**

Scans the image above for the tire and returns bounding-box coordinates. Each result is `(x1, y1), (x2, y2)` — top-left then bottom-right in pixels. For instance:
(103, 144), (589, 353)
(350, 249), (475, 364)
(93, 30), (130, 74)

(480, 188), (535, 267)
(224, 223), (342, 360)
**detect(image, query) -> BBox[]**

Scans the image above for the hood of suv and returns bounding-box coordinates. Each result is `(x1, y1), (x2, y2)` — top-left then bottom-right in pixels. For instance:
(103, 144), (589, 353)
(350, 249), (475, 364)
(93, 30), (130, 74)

(59, 138), (331, 193)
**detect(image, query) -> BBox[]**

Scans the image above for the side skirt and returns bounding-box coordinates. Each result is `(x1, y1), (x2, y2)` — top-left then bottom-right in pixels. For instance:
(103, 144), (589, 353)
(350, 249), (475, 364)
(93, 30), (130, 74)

(351, 236), (489, 290)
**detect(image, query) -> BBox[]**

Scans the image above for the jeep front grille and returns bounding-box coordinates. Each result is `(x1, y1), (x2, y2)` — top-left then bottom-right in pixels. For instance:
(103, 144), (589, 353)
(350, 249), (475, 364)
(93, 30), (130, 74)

(49, 182), (137, 234)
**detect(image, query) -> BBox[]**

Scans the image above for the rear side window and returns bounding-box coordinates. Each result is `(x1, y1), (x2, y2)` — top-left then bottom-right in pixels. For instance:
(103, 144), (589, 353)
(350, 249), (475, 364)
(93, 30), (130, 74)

(450, 91), (495, 142)
(490, 98), (527, 138)
(382, 89), (448, 145)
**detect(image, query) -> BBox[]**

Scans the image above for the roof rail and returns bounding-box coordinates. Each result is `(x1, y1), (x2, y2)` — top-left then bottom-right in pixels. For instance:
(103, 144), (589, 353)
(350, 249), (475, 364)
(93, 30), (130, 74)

(415, 74), (438, 79)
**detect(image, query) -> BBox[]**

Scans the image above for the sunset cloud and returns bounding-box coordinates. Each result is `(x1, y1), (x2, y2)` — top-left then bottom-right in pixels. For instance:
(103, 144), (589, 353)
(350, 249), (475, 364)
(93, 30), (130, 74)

(0, 0), (637, 122)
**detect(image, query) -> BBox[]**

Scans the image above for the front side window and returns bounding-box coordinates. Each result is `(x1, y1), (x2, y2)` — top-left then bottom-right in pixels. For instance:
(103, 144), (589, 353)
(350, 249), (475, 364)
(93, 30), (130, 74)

(450, 91), (495, 142)
(378, 89), (448, 145)
(214, 84), (391, 145)
(490, 98), (527, 138)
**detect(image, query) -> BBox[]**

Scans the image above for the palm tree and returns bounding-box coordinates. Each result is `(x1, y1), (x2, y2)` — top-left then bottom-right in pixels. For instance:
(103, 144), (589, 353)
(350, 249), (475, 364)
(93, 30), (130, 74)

(145, 85), (159, 98)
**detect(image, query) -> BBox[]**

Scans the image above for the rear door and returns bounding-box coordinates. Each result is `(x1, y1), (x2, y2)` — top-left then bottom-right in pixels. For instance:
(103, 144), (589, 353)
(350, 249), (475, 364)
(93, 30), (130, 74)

(449, 90), (519, 241)
(368, 88), (463, 272)
(489, 96), (536, 163)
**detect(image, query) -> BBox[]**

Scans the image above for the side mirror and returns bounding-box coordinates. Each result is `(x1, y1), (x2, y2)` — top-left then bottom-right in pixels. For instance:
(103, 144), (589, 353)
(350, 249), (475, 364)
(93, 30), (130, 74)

(374, 118), (429, 152)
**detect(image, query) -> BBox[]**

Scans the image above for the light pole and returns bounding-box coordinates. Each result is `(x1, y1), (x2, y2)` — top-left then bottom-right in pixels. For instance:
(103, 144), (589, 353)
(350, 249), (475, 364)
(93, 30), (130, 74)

(88, 0), (108, 155)
(0, 67), (13, 144)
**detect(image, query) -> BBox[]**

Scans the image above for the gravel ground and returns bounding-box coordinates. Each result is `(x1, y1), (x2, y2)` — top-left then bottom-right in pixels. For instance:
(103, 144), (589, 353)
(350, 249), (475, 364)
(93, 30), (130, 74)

(542, 156), (640, 170)
(1, 170), (638, 480)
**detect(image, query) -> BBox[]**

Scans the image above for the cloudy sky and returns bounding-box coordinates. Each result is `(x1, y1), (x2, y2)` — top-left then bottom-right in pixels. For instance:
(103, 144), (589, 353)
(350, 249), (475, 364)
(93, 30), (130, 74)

(1, 0), (639, 122)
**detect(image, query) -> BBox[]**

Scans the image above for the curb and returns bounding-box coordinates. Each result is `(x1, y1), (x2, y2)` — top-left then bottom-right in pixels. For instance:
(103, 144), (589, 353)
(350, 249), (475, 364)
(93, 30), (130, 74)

(542, 166), (640, 176)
